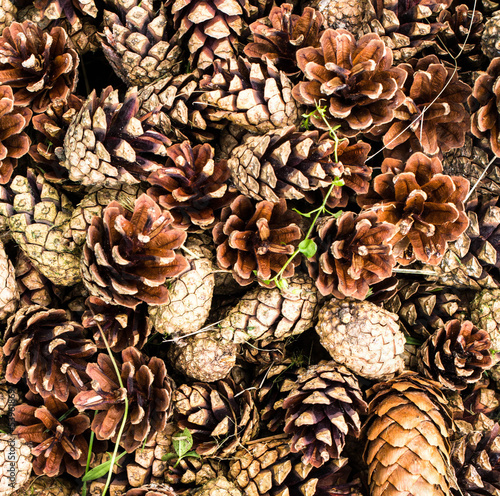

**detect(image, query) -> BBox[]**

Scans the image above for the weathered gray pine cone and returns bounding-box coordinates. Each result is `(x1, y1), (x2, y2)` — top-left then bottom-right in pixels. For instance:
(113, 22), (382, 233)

(0, 239), (18, 321)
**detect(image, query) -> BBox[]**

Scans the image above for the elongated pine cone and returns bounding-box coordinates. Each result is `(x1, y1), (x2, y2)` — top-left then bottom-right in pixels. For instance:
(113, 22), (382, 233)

(213, 195), (302, 286)
(73, 347), (175, 453)
(418, 319), (493, 390)
(0, 21), (78, 113)
(80, 193), (189, 309)
(3, 305), (97, 401)
(358, 152), (469, 265)
(363, 372), (454, 496)
(316, 298), (405, 379)
(308, 211), (397, 299)
(292, 29), (406, 136)
(282, 361), (367, 467)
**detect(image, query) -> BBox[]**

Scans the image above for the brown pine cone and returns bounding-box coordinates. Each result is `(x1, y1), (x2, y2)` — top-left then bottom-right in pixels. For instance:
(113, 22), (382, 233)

(292, 29), (406, 137)
(282, 361), (367, 467)
(244, 4), (323, 75)
(218, 274), (318, 343)
(481, 10), (500, 59)
(0, 238), (18, 321)
(11, 475), (78, 496)
(163, 449), (222, 488)
(74, 347), (175, 453)
(61, 86), (170, 188)
(14, 396), (90, 477)
(316, 298), (405, 380)
(195, 57), (301, 134)
(80, 193), (189, 309)
(212, 195), (302, 286)
(173, 378), (259, 457)
(0, 21), (78, 113)
(358, 152), (469, 265)
(82, 296), (152, 353)
(15, 251), (54, 307)
(34, 0), (97, 25)
(3, 305), (96, 401)
(307, 211), (397, 299)
(101, 0), (182, 87)
(146, 141), (237, 230)
(364, 372), (454, 496)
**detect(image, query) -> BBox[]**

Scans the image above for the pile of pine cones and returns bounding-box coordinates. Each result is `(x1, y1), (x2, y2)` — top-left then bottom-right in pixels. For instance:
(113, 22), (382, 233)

(1, 0), (500, 494)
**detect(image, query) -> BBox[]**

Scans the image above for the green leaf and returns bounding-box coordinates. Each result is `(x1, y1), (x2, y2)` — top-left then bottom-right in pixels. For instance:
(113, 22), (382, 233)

(173, 428), (194, 458)
(161, 452), (178, 462)
(184, 451), (201, 459)
(405, 336), (424, 346)
(298, 239), (317, 259)
(82, 451), (127, 482)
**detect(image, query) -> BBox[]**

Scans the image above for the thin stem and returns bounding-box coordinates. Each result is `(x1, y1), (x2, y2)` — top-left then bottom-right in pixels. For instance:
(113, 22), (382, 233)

(465, 155), (496, 202)
(82, 411), (97, 496)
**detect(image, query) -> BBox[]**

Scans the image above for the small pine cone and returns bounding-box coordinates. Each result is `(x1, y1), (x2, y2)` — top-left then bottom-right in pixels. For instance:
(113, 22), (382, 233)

(3, 305), (97, 401)
(470, 289), (500, 351)
(418, 320), (493, 390)
(147, 141), (237, 230)
(168, 331), (237, 382)
(69, 183), (143, 246)
(34, 0), (98, 25)
(82, 297), (152, 353)
(358, 152), (469, 265)
(126, 485), (177, 496)
(364, 372), (454, 496)
(0, 21), (78, 113)
(316, 298), (405, 380)
(0, 239), (18, 321)
(81, 194), (189, 309)
(213, 195), (302, 286)
(282, 361), (367, 467)
(218, 274), (318, 343)
(101, 0), (182, 87)
(292, 29), (406, 137)
(14, 396), (90, 477)
(482, 11), (500, 59)
(193, 477), (242, 496)
(61, 86), (170, 188)
(8, 170), (80, 286)
(195, 57), (301, 134)
(308, 211), (397, 299)
(12, 475), (78, 496)
(0, 433), (32, 492)
(173, 378), (259, 457)
(74, 347), (175, 453)
(244, 4), (323, 75)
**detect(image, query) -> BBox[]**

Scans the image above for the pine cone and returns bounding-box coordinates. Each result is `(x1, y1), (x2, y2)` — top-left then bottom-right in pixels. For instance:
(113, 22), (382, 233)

(292, 29), (406, 137)
(3, 305), (97, 401)
(0, 238), (18, 321)
(80, 193), (189, 309)
(82, 296), (152, 353)
(418, 320), (493, 390)
(12, 475), (78, 496)
(470, 289), (500, 351)
(316, 298), (405, 379)
(307, 211), (397, 299)
(0, 0), (15, 33)
(74, 347), (175, 453)
(8, 170), (80, 286)
(358, 152), (469, 265)
(0, 21), (78, 113)
(282, 361), (367, 467)
(481, 11), (500, 59)
(244, 4), (323, 75)
(15, 251), (54, 307)
(61, 86), (170, 188)
(213, 195), (302, 286)
(195, 57), (301, 134)
(193, 476), (242, 496)
(126, 485), (177, 496)
(146, 141), (237, 230)
(219, 274), (318, 343)
(101, 0), (182, 87)
(364, 372), (454, 496)
(0, 433), (32, 493)
(14, 396), (90, 477)
(34, 0), (97, 25)
(173, 377), (259, 456)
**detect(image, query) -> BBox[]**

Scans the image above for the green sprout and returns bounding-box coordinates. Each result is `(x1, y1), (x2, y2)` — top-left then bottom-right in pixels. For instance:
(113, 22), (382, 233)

(162, 428), (200, 467)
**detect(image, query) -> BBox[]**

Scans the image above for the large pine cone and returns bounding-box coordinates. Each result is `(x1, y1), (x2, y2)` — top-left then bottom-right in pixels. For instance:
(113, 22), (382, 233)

(316, 298), (405, 380)
(292, 29), (406, 137)
(0, 21), (78, 113)
(3, 305), (96, 401)
(74, 347), (175, 453)
(101, 0), (182, 87)
(282, 361), (367, 467)
(364, 372), (455, 496)
(173, 377), (259, 457)
(61, 86), (170, 188)
(80, 193), (189, 309)
(308, 211), (397, 299)
(418, 320), (493, 390)
(14, 396), (90, 477)
(358, 152), (469, 265)
(213, 195), (302, 286)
